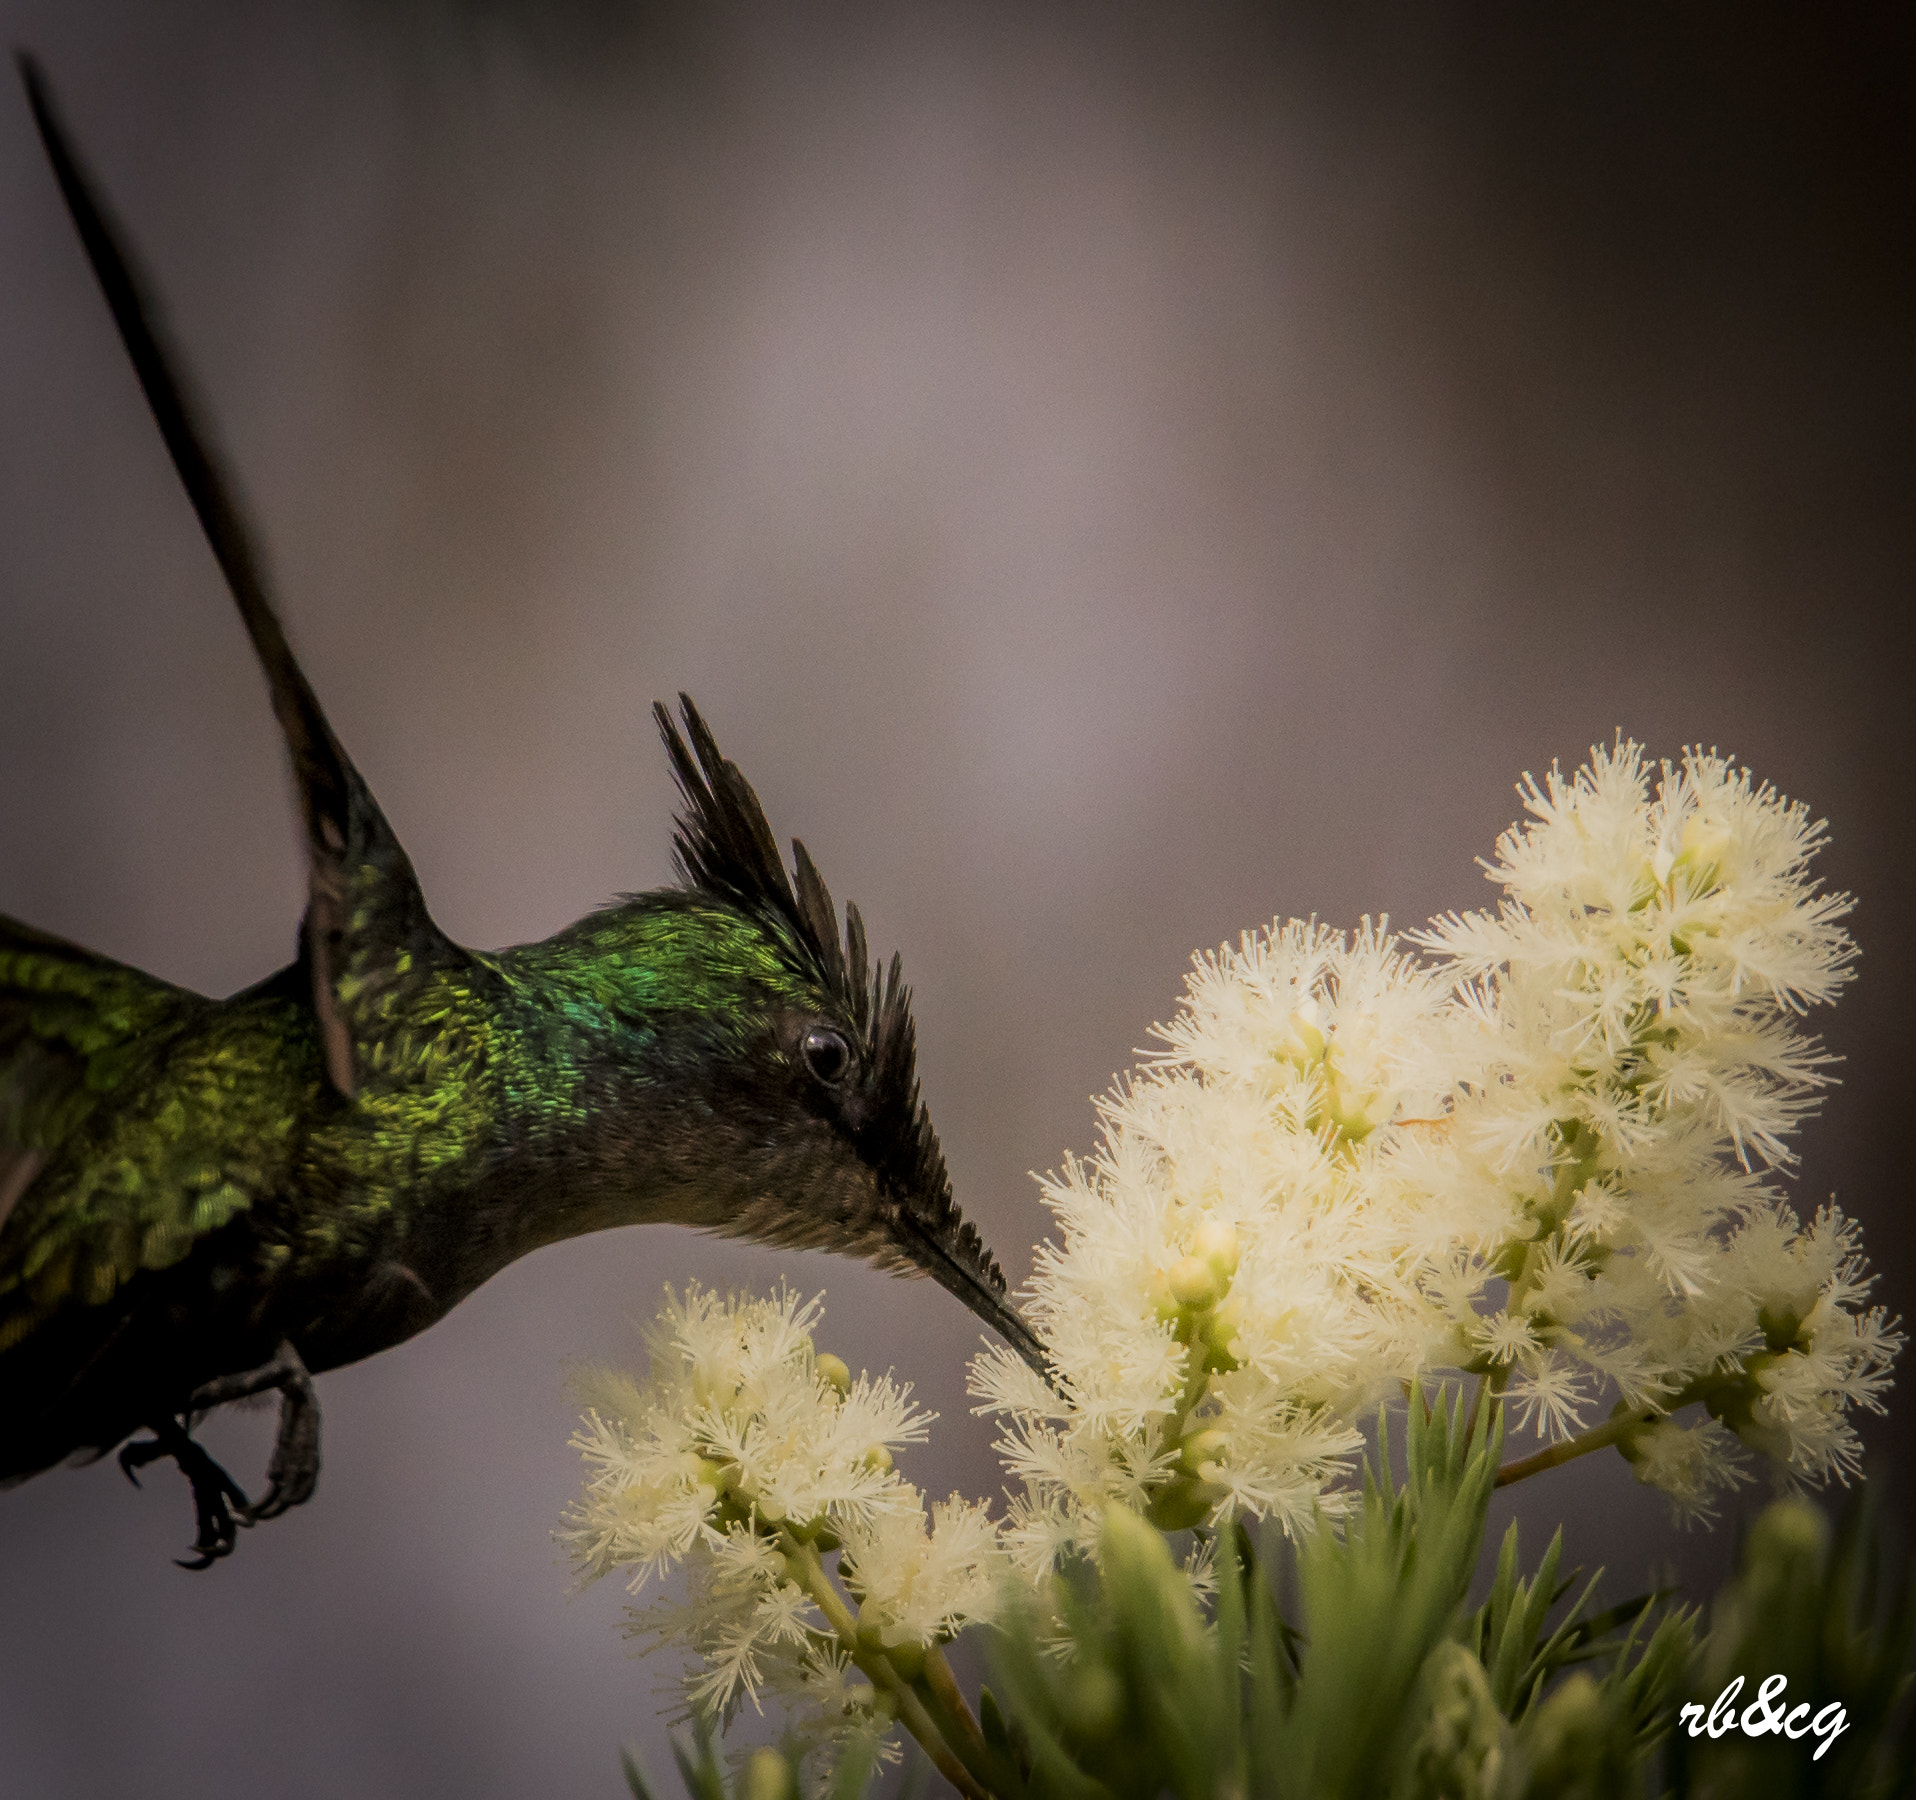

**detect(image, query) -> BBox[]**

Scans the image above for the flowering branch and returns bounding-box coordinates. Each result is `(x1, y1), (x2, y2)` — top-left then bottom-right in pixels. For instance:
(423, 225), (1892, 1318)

(565, 741), (1904, 1789)
(1494, 1409), (1655, 1487)
(775, 1532), (990, 1800)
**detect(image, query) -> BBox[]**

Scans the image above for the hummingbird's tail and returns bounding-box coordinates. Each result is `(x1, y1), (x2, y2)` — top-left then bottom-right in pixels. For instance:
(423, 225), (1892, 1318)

(19, 54), (460, 1108)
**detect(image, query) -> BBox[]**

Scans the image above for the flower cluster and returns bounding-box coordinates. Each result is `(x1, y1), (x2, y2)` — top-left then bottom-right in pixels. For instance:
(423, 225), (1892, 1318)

(562, 1285), (1002, 1779)
(974, 742), (1898, 1540)
(1410, 744), (1899, 1517)
(971, 919), (1457, 1570)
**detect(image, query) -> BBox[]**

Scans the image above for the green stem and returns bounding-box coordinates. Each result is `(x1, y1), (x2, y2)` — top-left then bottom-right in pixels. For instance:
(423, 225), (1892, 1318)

(1493, 1408), (1653, 1487)
(923, 1646), (987, 1757)
(778, 1532), (989, 1800)
(915, 1648), (1022, 1797)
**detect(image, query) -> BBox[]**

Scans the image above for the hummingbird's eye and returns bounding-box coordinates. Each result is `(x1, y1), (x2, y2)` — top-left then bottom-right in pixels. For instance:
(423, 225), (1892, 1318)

(800, 1025), (853, 1086)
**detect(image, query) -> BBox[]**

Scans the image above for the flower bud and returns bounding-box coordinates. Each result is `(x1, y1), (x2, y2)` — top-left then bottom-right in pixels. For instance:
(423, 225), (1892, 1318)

(1204, 1344), (1241, 1375)
(860, 1444), (894, 1474)
(886, 1638), (926, 1680)
(742, 1747), (792, 1800)
(1613, 1409), (1668, 1466)
(1281, 1002), (1327, 1065)
(813, 1352), (852, 1396)
(1677, 816), (1734, 888)
(1179, 1427), (1229, 1478)
(1521, 1672), (1604, 1790)
(1145, 1473), (1220, 1531)
(1191, 1219), (1239, 1281)
(1407, 1642), (1506, 1800)
(1062, 1663), (1124, 1739)
(1148, 1268), (1181, 1324)
(1167, 1256), (1219, 1311)
(1323, 1072), (1375, 1143)
(1747, 1495), (1829, 1569)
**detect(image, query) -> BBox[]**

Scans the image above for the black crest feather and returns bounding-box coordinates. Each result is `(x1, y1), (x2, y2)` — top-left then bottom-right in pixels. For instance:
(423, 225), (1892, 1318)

(652, 696), (855, 1016)
(653, 699), (1044, 1373)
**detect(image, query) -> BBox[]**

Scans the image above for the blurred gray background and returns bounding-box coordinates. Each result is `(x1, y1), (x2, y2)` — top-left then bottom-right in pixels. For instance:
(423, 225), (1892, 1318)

(1, 3), (1911, 1795)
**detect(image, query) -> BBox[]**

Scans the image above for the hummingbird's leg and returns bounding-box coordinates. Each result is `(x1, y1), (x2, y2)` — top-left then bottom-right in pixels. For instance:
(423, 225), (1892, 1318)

(250, 1347), (319, 1520)
(186, 1340), (320, 1521)
(118, 1417), (251, 1570)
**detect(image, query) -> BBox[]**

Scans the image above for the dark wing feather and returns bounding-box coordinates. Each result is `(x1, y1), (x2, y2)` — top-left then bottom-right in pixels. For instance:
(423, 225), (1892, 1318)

(20, 56), (457, 1095)
(0, 916), (202, 1349)
(0, 917), (193, 1232)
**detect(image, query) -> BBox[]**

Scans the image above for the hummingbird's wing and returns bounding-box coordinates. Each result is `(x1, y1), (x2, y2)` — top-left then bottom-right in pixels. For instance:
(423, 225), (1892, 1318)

(0, 917), (196, 1245)
(0, 916), (213, 1363)
(20, 57), (458, 1099)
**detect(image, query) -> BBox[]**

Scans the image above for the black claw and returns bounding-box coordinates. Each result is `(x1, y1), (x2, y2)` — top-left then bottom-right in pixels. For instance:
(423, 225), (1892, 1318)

(118, 1433), (172, 1487)
(122, 1419), (252, 1570)
(251, 1444), (319, 1521)
(177, 1470), (247, 1570)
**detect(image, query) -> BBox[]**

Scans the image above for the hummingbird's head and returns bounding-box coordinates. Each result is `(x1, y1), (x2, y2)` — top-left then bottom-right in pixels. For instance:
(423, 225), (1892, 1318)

(639, 697), (1049, 1379)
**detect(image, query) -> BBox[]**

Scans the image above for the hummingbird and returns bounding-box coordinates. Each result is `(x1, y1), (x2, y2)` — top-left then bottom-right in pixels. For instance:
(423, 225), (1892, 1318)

(1, 57), (1046, 1569)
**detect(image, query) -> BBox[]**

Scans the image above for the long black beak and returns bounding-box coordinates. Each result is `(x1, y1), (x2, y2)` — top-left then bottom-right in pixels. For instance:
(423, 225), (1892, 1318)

(897, 1215), (1052, 1383)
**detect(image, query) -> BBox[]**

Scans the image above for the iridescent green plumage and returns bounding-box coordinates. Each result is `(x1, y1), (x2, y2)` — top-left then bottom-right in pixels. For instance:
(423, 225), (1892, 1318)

(1, 57), (1043, 1566)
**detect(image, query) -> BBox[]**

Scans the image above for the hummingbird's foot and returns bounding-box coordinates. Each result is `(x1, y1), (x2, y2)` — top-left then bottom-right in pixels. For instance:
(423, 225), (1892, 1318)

(251, 1348), (319, 1519)
(119, 1417), (252, 1570)
(187, 1339), (321, 1521)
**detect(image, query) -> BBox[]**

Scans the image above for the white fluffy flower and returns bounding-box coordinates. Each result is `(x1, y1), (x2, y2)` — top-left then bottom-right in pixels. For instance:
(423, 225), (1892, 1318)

(562, 1286), (1036, 1788)
(838, 1491), (1006, 1651)
(562, 1282), (942, 1757)
(1409, 742), (1896, 1515)
(635, 1526), (822, 1715)
(973, 919), (1456, 1569)
(562, 1284), (928, 1590)
(1623, 1417), (1754, 1526)
(977, 741), (1896, 1542)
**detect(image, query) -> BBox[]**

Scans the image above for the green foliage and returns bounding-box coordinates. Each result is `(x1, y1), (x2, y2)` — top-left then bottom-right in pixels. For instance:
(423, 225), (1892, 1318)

(1667, 1494), (1916, 1800)
(1278, 1388), (1505, 1795)
(622, 1715), (876, 1800)
(1437, 1513), (1698, 1799)
(978, 1385), (1507, 1799)
(631, 1397), (1916, 1800)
